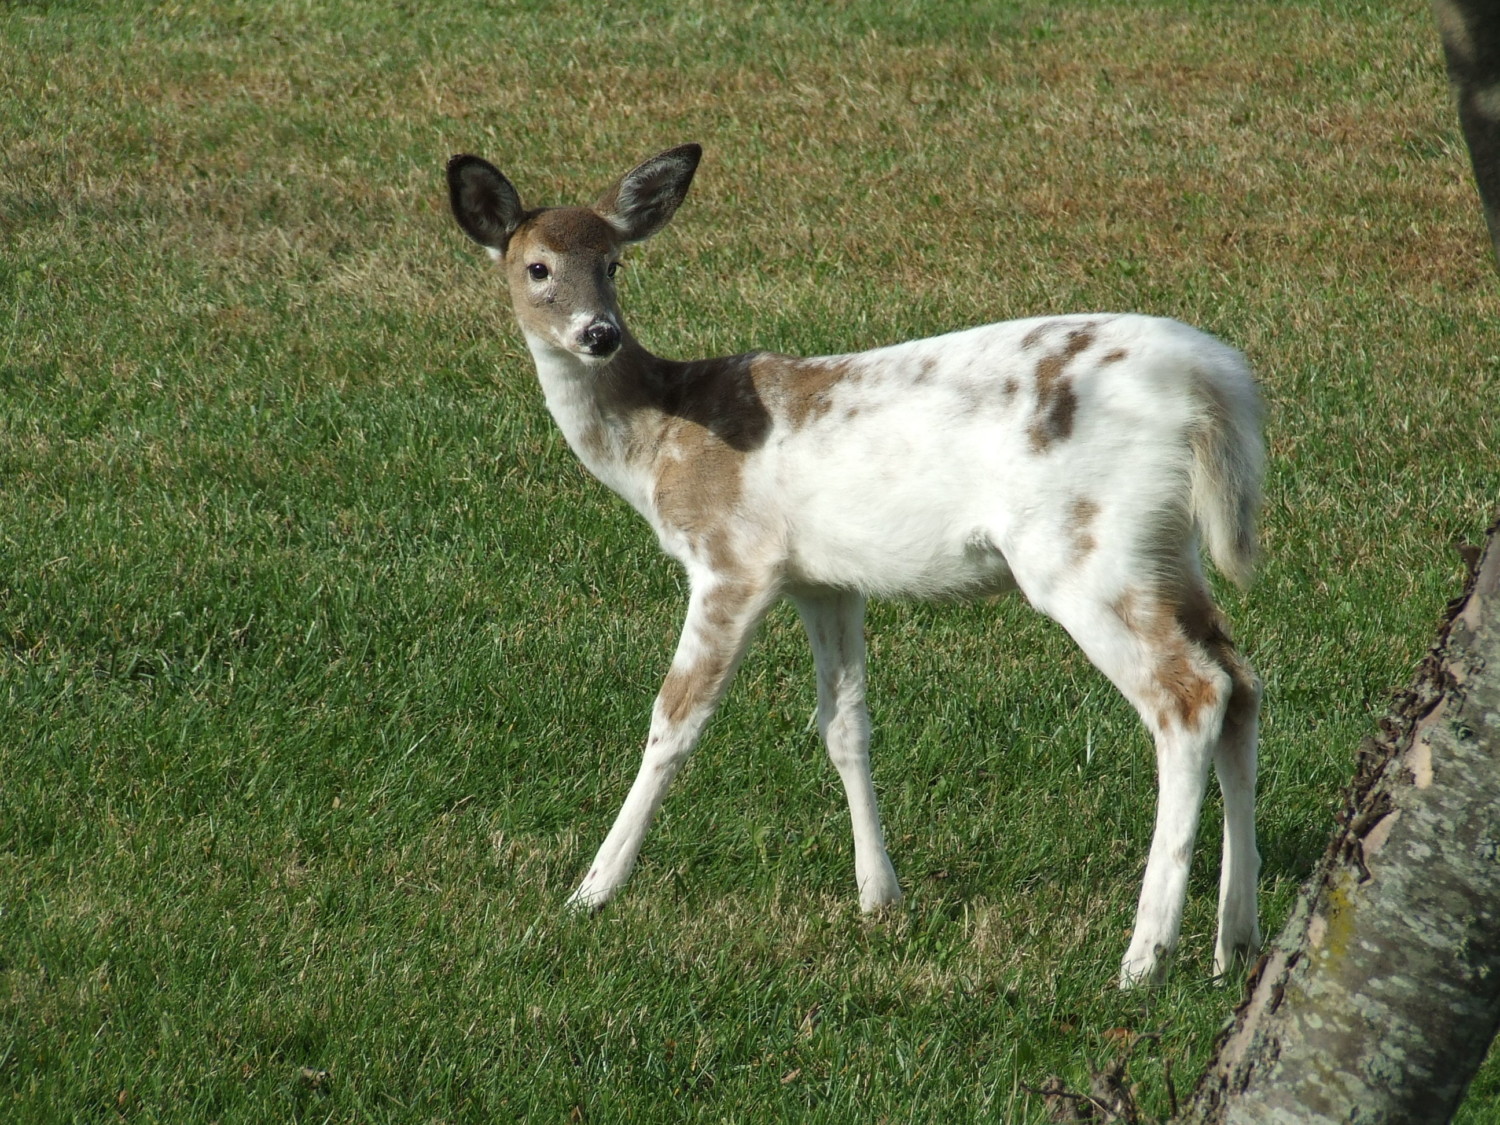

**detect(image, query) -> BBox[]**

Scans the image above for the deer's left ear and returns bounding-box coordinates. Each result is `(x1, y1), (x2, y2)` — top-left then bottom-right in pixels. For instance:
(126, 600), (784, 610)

(593, 144), (702, 243)
(448, 154), (526, 254)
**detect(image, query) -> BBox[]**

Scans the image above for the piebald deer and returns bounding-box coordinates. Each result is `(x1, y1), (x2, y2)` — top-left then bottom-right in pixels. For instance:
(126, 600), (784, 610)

(447, 143), (1264, 987)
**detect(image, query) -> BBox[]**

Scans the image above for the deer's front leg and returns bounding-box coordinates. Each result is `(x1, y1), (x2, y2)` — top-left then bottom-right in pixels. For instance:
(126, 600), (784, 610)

(792, 590), (902, 912)
(567, 574), (778, 911)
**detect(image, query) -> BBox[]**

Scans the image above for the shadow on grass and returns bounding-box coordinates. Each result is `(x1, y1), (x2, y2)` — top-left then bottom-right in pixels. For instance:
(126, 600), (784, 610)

(1259, 818), (1334, 884)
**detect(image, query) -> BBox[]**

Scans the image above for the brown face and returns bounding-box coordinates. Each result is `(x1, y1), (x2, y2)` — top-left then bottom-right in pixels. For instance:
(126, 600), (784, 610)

(503, 207), (628, 363)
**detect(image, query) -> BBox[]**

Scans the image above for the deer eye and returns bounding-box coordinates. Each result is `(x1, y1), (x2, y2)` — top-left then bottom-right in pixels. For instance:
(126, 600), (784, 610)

(607, 262), (620, 279)
(527, 263), (549, 282)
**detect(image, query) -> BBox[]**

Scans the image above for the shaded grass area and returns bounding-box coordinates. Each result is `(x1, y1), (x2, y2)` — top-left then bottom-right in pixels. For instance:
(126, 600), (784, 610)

(3, 0), (1497, 1120)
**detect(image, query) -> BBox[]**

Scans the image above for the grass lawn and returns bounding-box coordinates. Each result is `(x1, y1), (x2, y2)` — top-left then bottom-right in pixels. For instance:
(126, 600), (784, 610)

(3, 0), (1497, 1120)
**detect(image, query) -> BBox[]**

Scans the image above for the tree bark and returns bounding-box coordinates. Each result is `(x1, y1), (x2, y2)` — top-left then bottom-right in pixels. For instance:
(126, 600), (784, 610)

(1179, 519), (1500, 1123)
(1434, 0), (1500, 268)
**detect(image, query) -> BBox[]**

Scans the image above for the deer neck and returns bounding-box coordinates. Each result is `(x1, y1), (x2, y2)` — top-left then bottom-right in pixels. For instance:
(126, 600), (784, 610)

(522, 327), (665, 510)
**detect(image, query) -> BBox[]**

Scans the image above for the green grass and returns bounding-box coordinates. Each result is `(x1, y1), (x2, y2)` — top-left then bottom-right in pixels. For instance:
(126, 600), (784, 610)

(3, 0), (1498, 1120)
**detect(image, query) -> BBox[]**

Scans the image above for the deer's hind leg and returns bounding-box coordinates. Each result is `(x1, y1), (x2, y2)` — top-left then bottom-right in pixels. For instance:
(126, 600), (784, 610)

(1205, 607), (1262, 978)
(1043, 574), (1255, 987)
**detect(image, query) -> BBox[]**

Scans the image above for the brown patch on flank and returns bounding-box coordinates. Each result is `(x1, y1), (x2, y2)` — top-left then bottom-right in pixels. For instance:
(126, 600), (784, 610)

(1101, 348), (1128, 364)
(1027, 327), (1094, 453)
(1067, 496), (1099, 564)
(1003, 377), (1020, 398)
(1177, 582), (1261, 734)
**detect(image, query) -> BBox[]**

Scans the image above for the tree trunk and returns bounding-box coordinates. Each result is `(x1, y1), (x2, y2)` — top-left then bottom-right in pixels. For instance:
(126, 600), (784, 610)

(1178, 518), (1500, 1122)
(1434, 0), (1500, 267)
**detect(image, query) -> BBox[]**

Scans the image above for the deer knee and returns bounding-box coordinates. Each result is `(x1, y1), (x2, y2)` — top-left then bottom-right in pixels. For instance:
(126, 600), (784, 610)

(823, 703), (871, 767)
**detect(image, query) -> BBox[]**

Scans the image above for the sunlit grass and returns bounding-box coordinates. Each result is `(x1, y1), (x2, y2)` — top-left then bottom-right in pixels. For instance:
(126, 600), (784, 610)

(3, 1), (1497, 1121)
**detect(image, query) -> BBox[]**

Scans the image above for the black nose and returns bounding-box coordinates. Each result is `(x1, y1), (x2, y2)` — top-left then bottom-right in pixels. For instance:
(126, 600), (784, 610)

(583, 322), (621, 356)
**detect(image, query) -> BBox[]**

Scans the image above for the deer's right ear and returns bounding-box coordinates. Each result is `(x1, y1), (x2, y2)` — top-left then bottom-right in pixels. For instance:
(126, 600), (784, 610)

(447, 155), (525, 255)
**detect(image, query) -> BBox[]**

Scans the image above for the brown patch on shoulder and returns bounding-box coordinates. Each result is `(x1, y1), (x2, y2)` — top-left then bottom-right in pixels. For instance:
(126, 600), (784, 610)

(653, 428), (747, 563)
(646, 356), (772, 555)
(667, 355), (773, 452)
(767, 355), (860, 429)
(1028, 327), (1094, 453)
(1067, 496), (1099, 564)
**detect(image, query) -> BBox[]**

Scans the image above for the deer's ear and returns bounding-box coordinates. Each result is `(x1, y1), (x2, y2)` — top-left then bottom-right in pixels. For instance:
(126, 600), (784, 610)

(448, 154), (526, 253)
(593, 144), (702, 243)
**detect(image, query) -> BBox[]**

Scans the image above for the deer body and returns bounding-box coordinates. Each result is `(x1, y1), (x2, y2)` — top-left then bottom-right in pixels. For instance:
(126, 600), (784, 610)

(448, 145), (1264, 987)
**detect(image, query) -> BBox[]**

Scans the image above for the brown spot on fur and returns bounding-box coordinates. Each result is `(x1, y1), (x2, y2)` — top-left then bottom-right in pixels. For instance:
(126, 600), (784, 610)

(1068, 496), (1099, 564)
(1102, 348), (1128, 364)
(1003, 377), (1020, 398)
(657, 647), (736, 725)
(653, 425), (749, 564)
(657, 660), (709, 725)
(1113, 583), (1247, 731)
(583, 351), (767, 559)
(655, 581), (761, 723)
(766, 355), (860, 430)
(1021, 318), (1099, 352)
(1028, 327), (1093, 453)
(1179, 582), (1261, 734)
